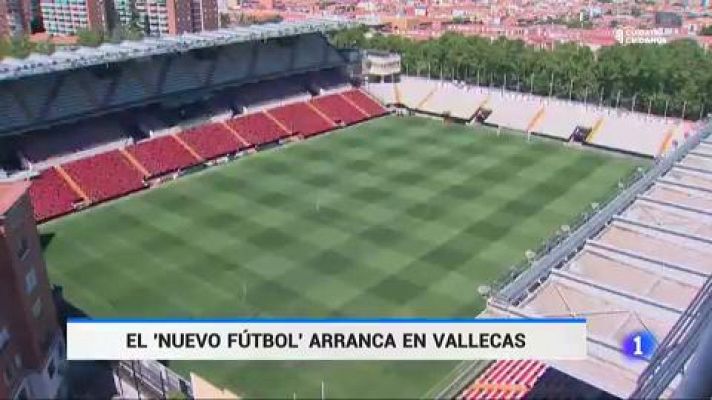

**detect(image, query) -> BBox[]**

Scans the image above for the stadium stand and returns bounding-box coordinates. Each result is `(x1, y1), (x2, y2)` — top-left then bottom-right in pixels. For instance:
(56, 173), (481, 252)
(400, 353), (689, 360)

(18, 118), (131, 170)
(150, 102), (229, 133)
(126, 136), (202, 178)
(459, 360), (548, 400)
(419, 82), (489, 120)
(585, 113), (683, 157)
(532, 100), (601, 141)
(14, 83), (390, 223)
(484, 94), (543, 132)
(136, 112), (180, 138)
(203, 96), (235, 122)
(524, 368), (618, 399)
(225, 112), (292, 146)
(62, 151), (145, 203)
(338, 92), (370, 117)
(394, 77), (438, 109)
(177, 123), (247, 160)
(307, 68), (351, 94)
(365, 82), (397, 106)
(342, 89), (388, 117)
(18, 83), (389, 223)
(0, 20), (398, 224)
(484, 128), (712, 398)
(311, 94), (368, 125)
(28, 168), (82, 221)
(268, 102), (334, 138)
(366, 77), (692, 157)
(234, 77), (312, 112)
(4, 74), (390, 223)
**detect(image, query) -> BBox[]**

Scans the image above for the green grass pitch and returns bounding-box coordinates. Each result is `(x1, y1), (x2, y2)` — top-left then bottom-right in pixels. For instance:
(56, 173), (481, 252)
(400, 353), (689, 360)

(41, 116), (642, 399)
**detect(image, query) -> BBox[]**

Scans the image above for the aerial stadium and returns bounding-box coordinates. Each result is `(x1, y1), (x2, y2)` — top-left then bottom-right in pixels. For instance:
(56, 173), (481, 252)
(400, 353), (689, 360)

(0, 17), (710, 400)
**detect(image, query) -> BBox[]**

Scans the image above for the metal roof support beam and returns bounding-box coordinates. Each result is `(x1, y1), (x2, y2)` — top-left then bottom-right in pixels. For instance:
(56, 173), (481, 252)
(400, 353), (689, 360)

(675, 163), (712, 176)
(551, 269), (684, 315)
(586, 240), (709, 279)
(658, 178), (712, 195)
(583, 245), (703, 286)
(613, 216), (712, 246)
(690, 151), (712, 159)
(637, 195), (712, 218)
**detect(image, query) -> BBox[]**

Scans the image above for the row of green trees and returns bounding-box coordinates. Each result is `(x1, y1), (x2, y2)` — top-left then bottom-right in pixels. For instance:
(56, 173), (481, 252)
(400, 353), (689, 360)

(76, 9), (147, 47)
(232, 13), (283, 26)
(333, 27), (711, 119)
(75, 24), (145, 47)
(77, 26), (144, 47)
(0, 23), (143, 59)
(0, 36), (55, 59)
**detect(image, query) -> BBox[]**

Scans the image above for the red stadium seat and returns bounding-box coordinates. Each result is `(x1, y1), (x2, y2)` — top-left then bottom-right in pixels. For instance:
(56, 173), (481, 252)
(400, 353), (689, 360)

(178, 123), (248, 160)
(311, 94), (367, 125)
(269, 102), (334, 138)
(62, 150), (145, 203)
(458, 360), (548, 400)
(342, 89), (387, 117)
(126, 136), (201, 178)
(21, 85), (390, 221)
(28, 168), (81, 222)
(226, 112), (290, 147)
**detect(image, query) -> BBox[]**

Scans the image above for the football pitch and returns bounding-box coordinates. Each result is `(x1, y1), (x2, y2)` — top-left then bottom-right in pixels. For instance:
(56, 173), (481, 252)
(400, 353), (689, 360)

(42, 116), (642, 398)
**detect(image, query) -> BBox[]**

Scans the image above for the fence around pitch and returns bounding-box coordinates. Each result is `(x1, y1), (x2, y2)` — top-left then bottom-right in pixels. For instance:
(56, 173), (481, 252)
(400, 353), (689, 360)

(116, 359), (192, 399)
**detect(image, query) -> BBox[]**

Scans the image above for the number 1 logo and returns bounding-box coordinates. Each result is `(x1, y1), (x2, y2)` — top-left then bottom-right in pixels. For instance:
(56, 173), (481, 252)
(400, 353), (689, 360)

(623, 331), (656, 360)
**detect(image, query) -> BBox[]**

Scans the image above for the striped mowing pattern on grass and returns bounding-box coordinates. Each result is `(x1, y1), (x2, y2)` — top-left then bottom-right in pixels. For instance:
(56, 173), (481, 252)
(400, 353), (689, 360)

(41, 116), (642, 399)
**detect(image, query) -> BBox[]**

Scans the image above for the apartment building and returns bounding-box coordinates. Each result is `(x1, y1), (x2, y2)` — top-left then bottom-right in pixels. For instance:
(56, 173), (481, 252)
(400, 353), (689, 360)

(0, 0), (8, 36)
(190, 0), (217, 32)
(40, 0), (106, 35)
(0, 182), (64, 400)
(132, 0), (216, 36)
(113, 0), (132, 28)
(0, 0), (32, 36)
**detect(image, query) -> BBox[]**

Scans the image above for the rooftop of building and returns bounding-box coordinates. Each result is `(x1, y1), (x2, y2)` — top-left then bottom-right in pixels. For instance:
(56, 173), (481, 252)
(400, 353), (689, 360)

(29, 32), (79, 46)
(0, 181), (30, 217)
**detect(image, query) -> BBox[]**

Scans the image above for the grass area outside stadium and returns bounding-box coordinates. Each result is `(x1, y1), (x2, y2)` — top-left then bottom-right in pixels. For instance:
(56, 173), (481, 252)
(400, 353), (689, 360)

(42, 116), (644, 398)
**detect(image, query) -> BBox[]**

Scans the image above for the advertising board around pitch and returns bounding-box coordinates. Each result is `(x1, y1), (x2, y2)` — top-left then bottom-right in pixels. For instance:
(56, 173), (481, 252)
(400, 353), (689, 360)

(67, 318), (587, 361)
